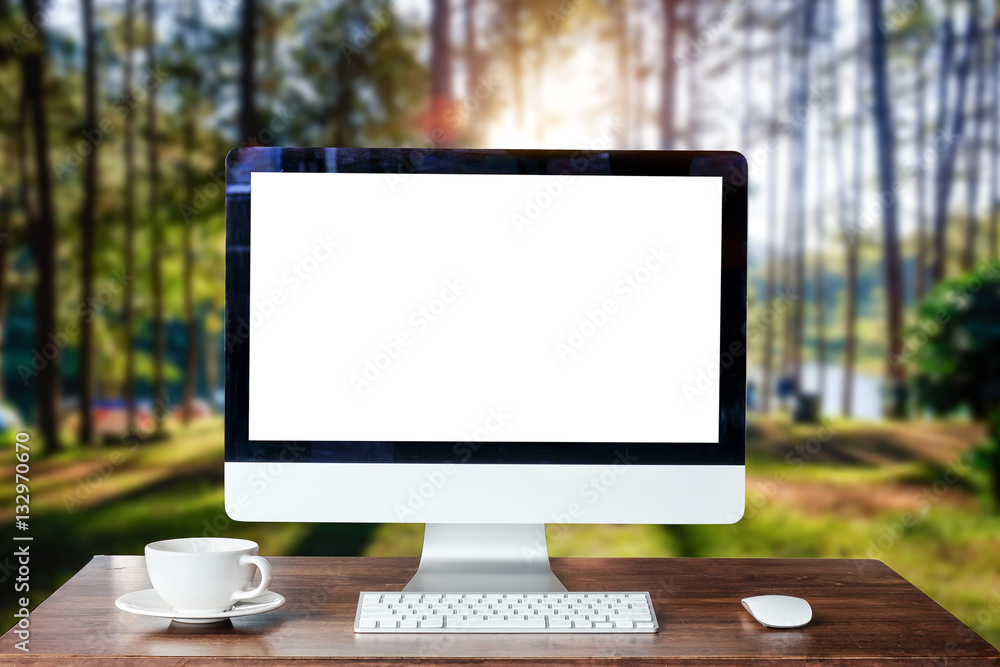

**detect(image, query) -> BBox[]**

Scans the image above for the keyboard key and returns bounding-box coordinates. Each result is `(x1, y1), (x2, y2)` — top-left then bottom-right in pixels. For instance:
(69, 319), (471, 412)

(619, 612), (652, 621)
(455, 618), (547, 629)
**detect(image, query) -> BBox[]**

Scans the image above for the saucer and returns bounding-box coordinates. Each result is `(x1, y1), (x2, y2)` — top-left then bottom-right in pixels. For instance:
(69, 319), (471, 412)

(115, 589), (285, 623)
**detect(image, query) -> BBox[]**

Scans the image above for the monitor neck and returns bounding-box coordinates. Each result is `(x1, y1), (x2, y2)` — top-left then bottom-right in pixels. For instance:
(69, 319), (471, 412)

(402, 523), (567, 592)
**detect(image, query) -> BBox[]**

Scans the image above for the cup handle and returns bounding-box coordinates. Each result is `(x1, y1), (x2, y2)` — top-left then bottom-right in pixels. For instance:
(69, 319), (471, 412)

(232, 555), (272, 601)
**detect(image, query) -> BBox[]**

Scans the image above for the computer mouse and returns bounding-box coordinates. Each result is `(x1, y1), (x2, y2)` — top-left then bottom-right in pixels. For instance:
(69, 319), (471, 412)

(741, 595), (812, 628)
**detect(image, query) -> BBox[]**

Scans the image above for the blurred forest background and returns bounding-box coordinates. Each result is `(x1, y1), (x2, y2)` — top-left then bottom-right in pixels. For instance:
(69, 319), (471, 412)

(1, 0), (1000, 649)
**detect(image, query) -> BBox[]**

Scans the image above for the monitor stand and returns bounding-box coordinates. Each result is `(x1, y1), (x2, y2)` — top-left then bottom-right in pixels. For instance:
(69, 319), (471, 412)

(402, 523), (568, 592)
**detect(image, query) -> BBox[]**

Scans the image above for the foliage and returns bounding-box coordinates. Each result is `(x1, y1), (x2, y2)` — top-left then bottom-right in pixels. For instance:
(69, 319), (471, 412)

(909, 261), (1000, 504)
(909, 261), (1000, 420)
(284, 0), (427, 146)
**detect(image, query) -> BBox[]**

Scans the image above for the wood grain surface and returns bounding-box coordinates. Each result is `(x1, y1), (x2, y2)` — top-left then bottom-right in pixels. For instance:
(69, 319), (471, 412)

(1, 556), (997, 665)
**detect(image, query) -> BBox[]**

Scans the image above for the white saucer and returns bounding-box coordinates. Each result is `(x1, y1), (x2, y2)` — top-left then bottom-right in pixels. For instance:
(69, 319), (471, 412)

(115, 589), (285, 623)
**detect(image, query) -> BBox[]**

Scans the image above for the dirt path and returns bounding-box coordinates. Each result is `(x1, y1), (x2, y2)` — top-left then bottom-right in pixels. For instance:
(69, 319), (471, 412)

(746, 474), (979, 518)
(2, 422), (223, 521)
(748, 417), (984, 468)
(746, 417), (984, 517)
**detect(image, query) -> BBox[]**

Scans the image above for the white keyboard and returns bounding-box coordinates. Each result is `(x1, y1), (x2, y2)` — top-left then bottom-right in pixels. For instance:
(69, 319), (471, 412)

(354, 591), (658, 633)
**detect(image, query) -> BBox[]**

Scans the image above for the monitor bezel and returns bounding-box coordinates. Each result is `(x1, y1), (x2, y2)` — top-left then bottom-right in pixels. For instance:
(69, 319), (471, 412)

(225, 147), (746, 466)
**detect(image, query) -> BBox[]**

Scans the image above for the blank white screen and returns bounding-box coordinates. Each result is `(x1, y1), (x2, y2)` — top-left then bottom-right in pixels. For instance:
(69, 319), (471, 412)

(248, 172), (721, 443)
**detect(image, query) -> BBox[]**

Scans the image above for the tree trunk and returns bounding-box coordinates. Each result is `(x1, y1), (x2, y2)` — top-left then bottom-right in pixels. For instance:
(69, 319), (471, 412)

(0, 76), (18, 404)
(182, 237), (196, 423)
(430, 0), (453, 142)
(830, 2), (853, 415)
(990, 21), (999, 259)
(21, 0), (60, 454)
(613, 0), (630, 146)
(843, 0), (865, 418)
(509, 0), (523, 132)
(632, 2), (645, 148)
(464, 0), (475, 94)
(329, 28), (355, 146)
(868, 0), (906, 418)
(789, 2), (816, 396)
(181, 0), (202, 423)
(761, 6), (782, 414)
(531, 14), (546, 146)
(431, 0), (452, 100)
(464, 0), (478, 138)
(829, 0), (848, 415)
(915, 38), (927, 301)
(929, 13), (954, 285)
(658, 0), (677, 149)
(685, 2), (699, 147)
(991, 414), (1000, 511)
(813, 9), (829, 409)
(780, 5), (797, 409)
(147, 0), (165, 426)
(931, 6), (974, 285)
(205, 308), (218, 408)
(0, 191), (6, 399)
(240, 0), (256, 140)
(962, 4), (985, 271)
(78, 0), (97, 445)
(262, 0), (276, 111)
(740, 5), (751, 147)
(123, 0), (137, 436)
(0, 139), (10, 406)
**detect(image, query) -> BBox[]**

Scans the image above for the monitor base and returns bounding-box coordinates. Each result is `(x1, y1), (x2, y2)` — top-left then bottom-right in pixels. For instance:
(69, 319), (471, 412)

(403, 523), (568, 592)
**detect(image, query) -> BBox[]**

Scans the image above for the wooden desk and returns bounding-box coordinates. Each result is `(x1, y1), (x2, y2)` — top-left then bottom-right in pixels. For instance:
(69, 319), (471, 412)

(2, 556), (997, 665)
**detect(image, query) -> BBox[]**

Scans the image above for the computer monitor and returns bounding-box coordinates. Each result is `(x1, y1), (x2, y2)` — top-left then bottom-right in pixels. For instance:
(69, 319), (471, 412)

(224, 147), (746, 592)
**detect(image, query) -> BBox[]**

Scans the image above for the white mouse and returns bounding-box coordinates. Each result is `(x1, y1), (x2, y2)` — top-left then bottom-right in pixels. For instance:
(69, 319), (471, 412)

(741, 595), (812, 628)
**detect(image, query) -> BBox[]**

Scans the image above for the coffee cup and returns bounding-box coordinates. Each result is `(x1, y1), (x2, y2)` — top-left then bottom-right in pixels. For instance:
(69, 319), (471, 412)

(144, 537), (272, 614)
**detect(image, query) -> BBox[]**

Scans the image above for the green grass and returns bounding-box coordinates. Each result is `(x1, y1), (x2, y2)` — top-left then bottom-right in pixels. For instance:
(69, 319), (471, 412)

(2, 415), (999, 650)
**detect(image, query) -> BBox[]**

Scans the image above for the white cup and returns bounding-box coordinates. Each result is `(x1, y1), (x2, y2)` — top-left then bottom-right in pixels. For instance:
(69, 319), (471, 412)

(144, 537), (272, 614)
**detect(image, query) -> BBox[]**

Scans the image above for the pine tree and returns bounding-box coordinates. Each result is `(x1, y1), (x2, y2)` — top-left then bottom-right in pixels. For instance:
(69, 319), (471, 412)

(868, 0), (906, 418)
(21, 0), (60, 453)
